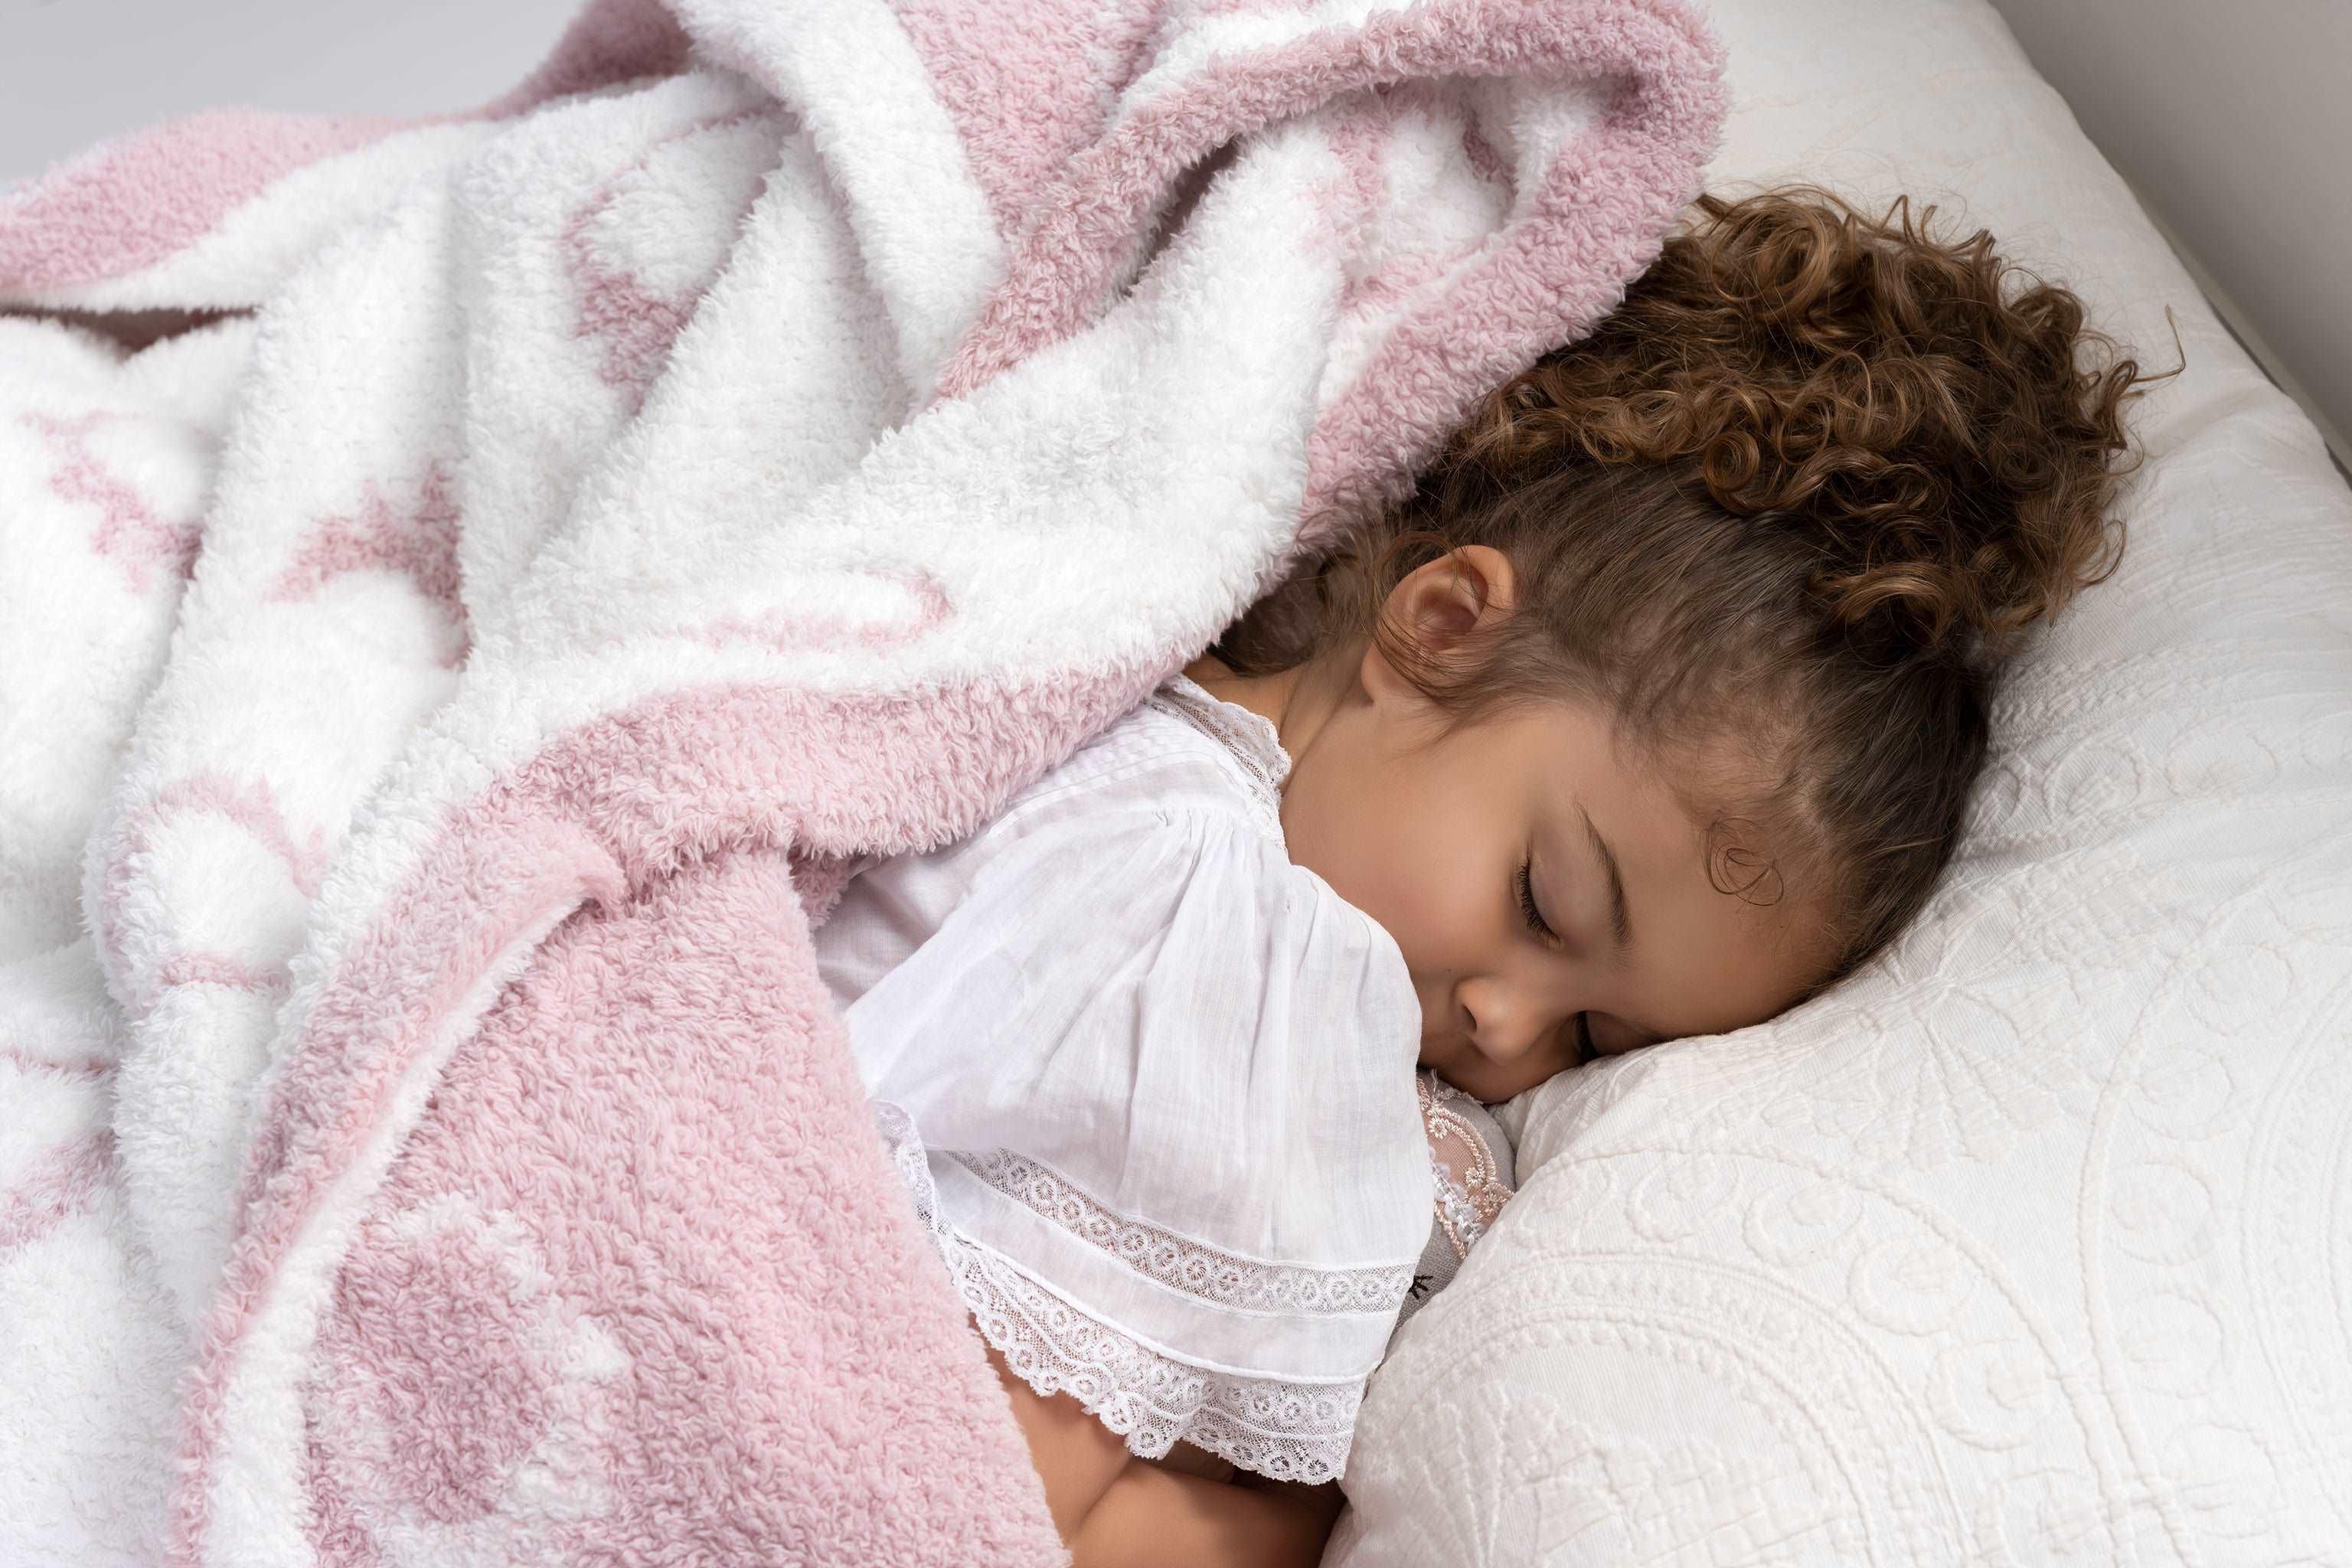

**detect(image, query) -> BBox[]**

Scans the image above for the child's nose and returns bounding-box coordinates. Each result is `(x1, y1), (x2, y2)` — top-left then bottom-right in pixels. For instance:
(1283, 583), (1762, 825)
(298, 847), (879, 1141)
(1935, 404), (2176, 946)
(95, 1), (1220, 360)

(1460, 982), (1553, 1063)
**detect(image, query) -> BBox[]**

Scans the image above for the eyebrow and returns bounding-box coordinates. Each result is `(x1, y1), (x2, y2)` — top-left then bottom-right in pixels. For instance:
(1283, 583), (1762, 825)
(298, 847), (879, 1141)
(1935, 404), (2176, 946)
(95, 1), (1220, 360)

(1579, 805), (1634, 959)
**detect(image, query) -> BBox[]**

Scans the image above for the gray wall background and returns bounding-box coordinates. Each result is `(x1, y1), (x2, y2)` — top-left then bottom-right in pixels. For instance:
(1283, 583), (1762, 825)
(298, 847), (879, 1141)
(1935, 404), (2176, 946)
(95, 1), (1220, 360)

(1983, 0), (2351, 469)
(0, 0), (577, 185)
(5, 0), (2345, 468)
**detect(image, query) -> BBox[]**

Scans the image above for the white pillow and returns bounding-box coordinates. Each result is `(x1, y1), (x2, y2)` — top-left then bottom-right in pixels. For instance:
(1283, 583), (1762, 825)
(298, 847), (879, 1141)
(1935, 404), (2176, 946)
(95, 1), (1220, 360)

(1332, 0), (2352, 1561)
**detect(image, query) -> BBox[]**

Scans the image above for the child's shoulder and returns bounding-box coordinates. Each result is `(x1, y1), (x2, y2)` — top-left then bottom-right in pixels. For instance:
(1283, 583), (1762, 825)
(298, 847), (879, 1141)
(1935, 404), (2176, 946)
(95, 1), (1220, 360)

(990, 671), (1292, 848)
(925, 677), (1404, 995)
(834, 674), (1374, 1003)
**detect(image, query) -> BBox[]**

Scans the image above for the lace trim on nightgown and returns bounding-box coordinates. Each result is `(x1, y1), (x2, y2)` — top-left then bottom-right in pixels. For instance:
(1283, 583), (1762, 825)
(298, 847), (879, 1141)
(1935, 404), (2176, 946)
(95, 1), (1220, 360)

(955, 1150), (1412, 1314)
(1145, 674), (1291, 841)
(876, 1103), (1385, 1485)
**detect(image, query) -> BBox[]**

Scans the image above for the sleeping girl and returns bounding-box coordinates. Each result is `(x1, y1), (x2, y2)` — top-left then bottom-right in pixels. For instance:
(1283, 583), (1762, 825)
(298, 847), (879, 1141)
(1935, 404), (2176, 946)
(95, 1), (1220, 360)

(808, 185), (2164, 1565)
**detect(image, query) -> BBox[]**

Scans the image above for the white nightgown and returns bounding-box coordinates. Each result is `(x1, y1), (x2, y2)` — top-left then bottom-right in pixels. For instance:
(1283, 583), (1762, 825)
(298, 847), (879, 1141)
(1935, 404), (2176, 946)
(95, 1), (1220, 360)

(811, 671), (1431, 1484)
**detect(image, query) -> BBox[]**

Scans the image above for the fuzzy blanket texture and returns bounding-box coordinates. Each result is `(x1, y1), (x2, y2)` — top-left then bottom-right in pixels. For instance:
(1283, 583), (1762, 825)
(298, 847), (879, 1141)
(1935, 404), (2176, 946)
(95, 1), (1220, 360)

(0, 1), (1726, 1562)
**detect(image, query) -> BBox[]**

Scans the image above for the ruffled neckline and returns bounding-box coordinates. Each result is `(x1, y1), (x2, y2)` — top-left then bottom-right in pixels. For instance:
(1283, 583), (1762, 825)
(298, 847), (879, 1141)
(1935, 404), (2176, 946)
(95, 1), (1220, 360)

(1148, 672), (1293, 836)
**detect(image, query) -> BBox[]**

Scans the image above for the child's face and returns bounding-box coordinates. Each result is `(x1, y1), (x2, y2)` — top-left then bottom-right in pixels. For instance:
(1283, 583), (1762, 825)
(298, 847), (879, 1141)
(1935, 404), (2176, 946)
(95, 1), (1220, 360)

(1270, 555), (1833, 1104)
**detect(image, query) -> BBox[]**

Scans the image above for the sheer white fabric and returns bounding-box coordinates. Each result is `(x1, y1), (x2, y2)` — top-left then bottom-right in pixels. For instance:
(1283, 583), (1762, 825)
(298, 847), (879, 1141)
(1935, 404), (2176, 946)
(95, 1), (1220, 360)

(817, 675), (1429, 1482)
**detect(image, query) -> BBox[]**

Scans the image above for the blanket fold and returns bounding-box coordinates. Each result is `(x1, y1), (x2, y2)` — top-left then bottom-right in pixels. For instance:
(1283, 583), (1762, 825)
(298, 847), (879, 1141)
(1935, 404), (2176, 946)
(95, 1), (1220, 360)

(0, 2), (1725, 1561)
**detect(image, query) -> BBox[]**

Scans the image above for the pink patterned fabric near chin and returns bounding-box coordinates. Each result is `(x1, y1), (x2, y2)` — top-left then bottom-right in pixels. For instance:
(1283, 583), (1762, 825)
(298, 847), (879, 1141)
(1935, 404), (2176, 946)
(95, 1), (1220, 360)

(1392, 1071), (1519, 1345)
(0, 1), (1724, 1563)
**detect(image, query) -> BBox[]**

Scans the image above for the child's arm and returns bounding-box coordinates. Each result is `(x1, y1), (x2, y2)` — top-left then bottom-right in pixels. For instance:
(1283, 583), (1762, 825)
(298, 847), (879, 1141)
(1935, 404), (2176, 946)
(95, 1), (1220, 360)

(1072, 1460), (1345, 1567)
(979, 1312), (1343, 1564)
(980, 1328), (1132, 1540)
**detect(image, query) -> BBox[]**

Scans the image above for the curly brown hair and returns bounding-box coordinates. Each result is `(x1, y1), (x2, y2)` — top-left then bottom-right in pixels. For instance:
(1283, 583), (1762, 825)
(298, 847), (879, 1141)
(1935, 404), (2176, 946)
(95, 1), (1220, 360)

(1212, 185), (2177, 991)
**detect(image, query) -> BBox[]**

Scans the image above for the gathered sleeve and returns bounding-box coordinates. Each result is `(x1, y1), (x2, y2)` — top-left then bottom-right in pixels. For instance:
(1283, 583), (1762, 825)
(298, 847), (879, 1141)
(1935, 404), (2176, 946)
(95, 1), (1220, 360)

(841, 802), (1431, 1485)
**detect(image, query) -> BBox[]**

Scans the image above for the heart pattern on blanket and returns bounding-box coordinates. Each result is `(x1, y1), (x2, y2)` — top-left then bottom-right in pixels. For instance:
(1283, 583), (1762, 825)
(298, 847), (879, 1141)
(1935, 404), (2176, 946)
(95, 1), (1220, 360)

(691, 566), (956, 656)
(18, 410), (204, 596)
(0, 1044), (114, 1083)
(306, 1194), (629, 1559)
(0, 1130), (117, 1254)
(559, 106), (785, 413)
(264, 460), (469, 670)
(91, 769), (329, 1015)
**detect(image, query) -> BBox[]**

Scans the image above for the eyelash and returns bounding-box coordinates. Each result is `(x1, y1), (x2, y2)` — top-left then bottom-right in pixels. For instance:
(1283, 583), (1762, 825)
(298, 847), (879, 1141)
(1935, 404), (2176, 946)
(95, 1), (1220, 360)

(1517, 856), (1556, 943)
(1521, 858), (1595, 1060)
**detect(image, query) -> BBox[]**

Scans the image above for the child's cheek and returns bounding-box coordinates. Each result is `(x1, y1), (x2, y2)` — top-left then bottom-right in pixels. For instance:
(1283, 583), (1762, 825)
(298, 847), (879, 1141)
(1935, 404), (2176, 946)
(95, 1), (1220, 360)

(1346, 841), (1465, 978)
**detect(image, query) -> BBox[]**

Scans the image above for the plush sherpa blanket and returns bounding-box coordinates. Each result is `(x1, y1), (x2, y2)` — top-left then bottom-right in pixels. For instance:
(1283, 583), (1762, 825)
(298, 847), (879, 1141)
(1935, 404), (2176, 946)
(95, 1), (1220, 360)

(0, 1), (1724, 1561)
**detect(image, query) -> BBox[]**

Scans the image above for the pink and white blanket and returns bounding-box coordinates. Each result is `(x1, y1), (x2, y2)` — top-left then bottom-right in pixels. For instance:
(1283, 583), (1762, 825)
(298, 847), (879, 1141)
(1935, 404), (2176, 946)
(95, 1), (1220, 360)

(0, 1), (1723, 1561)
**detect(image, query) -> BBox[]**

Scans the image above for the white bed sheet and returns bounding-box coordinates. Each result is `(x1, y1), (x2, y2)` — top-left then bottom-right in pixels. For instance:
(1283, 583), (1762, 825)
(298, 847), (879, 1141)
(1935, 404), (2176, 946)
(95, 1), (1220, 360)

(1333, 0), (2352, 1562)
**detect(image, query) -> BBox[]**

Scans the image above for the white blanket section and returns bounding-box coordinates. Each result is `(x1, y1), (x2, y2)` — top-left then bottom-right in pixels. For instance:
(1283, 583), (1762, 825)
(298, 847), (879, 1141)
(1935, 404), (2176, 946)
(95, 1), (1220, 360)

(1332, 1), (2352, 1563)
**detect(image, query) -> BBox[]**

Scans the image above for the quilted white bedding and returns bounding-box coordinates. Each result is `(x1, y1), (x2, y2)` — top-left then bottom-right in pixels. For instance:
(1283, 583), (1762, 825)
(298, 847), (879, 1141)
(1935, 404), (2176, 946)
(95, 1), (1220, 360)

(1333, 0), (2352, 1563)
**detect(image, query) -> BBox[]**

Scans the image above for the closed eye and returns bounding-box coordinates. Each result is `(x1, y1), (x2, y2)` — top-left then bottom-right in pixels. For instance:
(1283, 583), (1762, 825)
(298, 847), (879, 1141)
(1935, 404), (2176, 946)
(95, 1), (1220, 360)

(1517, 856), (1557, 945)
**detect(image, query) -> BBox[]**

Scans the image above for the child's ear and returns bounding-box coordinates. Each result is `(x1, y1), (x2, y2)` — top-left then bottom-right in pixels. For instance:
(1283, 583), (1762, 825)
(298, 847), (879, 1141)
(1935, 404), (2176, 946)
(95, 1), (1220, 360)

(1361, 544), (1516, 704)
(1398, 544), (1516, 652)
